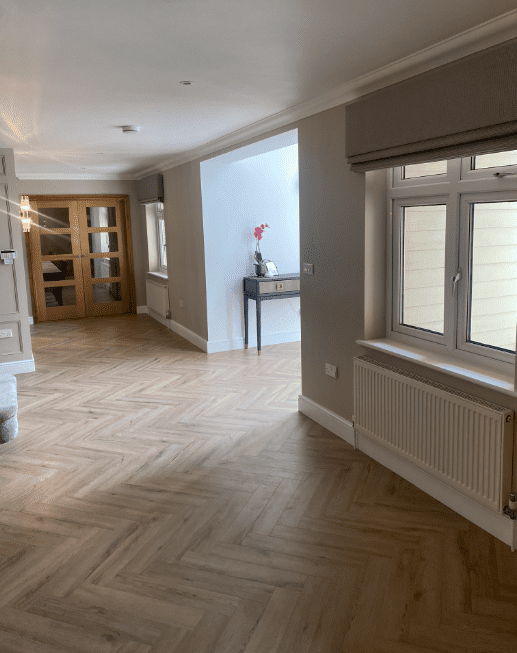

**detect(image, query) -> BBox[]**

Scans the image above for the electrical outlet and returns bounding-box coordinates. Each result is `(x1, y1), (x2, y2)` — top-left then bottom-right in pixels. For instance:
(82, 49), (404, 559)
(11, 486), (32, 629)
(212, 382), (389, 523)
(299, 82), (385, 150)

(179, 300), (184, 307)
(165, 310), (171, 319)
(303, 262), (314, 275)
(325, 363), (338, 378)
(0, 329), (12, 339)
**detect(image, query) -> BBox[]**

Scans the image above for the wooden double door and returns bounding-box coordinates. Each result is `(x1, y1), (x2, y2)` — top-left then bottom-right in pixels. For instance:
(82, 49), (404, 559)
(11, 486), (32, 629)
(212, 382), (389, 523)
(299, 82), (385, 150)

(28, 196), (135, 322)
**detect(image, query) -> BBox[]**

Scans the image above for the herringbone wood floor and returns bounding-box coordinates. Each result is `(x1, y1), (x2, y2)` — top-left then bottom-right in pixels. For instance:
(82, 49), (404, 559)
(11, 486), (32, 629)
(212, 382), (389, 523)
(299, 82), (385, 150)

(1, 315), (516, 652)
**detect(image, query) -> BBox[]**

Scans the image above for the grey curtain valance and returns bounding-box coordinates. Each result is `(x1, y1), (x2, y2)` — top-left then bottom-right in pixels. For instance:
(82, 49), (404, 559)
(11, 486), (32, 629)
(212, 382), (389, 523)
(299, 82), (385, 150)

(137, 174), (164, 203)
(345, 38), (517, 171)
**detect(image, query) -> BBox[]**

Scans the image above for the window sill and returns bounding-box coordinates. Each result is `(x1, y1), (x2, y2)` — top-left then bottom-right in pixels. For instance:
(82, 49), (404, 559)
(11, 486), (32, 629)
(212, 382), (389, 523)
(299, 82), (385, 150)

(147, 271), (168, 282)
(357, 338), (516, 398)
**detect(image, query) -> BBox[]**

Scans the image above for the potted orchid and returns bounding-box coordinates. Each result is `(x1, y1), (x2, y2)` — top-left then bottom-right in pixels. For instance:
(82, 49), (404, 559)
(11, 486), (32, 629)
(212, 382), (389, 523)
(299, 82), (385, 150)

(253, 223), (269, 275)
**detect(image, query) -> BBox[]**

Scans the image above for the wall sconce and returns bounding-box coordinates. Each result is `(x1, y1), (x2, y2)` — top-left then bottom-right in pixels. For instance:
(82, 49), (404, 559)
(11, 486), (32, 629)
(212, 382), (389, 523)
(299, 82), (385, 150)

(20, 196), (31, 232)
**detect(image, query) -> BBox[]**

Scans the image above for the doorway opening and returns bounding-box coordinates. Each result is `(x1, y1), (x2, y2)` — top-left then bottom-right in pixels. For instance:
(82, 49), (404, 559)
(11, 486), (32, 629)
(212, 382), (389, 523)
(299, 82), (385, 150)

(200, 129), (299, 353)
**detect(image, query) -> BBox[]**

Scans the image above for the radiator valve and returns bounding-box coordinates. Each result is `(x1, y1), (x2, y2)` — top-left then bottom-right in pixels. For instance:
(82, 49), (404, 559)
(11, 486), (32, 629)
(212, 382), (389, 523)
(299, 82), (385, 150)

(503, 493), (517, 519)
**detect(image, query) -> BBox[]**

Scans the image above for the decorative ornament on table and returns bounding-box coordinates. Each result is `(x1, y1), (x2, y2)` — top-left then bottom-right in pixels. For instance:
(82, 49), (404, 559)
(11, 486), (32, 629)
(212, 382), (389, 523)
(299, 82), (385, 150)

(253, 223), (270, 276)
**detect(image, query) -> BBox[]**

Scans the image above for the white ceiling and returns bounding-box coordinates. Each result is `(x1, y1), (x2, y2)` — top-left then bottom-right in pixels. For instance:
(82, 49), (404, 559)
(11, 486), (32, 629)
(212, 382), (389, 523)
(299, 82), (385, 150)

(2, 0), (517, 180)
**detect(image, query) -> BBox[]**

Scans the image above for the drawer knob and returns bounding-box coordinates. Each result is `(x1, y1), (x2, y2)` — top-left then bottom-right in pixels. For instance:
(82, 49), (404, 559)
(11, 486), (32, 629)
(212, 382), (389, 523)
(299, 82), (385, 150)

(276, 282), (284, 290)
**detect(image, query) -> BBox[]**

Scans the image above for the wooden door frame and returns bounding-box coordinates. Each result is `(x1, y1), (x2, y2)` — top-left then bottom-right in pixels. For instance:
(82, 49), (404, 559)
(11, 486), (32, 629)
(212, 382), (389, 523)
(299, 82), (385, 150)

(24, 195), (136, 323)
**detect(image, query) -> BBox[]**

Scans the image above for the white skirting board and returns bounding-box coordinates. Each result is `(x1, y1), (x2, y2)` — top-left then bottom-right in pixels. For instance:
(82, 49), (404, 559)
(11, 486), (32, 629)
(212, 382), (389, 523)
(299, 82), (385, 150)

(145, 307), (300, 354)
(168, 319), (208, 352)
(147, 307), (169, 329)
(206, 330), (301, 354)
(298, 394), (517, 550)
(0, 358), (35, 375)
(136, 306), (148, 315)
(146, 308), (208, 352)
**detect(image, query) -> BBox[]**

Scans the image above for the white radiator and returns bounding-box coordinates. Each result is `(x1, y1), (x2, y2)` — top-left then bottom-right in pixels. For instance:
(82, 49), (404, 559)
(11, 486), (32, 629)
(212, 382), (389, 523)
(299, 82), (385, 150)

(354, 356), (514, 513)
(146, 281), (168, 318)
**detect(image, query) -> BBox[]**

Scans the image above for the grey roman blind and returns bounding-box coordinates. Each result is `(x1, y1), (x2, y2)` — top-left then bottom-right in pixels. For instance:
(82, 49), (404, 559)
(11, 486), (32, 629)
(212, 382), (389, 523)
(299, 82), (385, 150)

(137, 174), (164, 203)
(345, 38), (517, 171)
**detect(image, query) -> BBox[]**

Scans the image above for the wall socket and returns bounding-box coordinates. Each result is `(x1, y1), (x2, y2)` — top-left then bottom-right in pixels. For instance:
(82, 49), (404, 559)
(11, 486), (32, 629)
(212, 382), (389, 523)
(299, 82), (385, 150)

(303, 262), (314, 275)
(0, 329), (13, 339)
(325, 363), (338, 378)
(179, 300), (184, 307)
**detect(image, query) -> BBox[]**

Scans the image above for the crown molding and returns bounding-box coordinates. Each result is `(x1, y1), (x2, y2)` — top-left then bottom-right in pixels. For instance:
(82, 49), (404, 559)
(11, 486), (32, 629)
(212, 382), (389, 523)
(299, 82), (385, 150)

(16, 172), (138, 181)
(133, 9), (517, 179)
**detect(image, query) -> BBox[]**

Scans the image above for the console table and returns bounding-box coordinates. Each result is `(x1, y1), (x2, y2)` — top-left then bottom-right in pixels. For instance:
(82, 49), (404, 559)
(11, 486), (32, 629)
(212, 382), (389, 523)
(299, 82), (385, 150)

(243, 273), (300, 355)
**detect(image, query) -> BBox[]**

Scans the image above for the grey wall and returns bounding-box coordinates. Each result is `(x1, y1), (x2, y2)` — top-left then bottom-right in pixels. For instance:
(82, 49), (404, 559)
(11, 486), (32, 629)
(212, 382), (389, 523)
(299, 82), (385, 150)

(0, 149), (33, 372)
(18, 179), (146, 316)
(298, 105), (366, 420)
(159, 99), (517, 492)
(161, 105), (365, 419)
(162, 161), (208, 341)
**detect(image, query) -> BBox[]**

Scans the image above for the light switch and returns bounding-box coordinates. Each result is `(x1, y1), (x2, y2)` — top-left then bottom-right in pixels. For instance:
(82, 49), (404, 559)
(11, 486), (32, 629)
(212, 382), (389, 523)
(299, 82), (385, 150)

(0, 329), (12, 339)
(303, 262), (314, 275)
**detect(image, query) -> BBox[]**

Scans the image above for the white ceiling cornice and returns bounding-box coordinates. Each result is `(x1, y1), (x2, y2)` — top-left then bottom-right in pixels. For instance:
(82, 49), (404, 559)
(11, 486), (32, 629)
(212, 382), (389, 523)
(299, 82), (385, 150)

(134, 8), (517, 180)
(16, 173), (137, 181)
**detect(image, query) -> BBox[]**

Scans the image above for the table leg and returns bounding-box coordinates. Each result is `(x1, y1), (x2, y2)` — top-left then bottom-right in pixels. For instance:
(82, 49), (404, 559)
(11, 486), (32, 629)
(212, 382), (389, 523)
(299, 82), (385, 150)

(244, 295), (249, 349)
(256, 298), (261, 356)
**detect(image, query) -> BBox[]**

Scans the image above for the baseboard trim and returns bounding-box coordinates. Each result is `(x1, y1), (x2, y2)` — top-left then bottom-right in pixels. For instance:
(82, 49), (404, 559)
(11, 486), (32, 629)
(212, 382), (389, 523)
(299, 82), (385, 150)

(207, 330), (301, 354)
(146, 310), (298, 354)
(298, 394), (516, 550)
(147, 307), (171, 329)
(136, 306), (148, 315)
(168, 319), (208, 352)
(146, 309), (208, 351)
(0, 358), (36, 375)
(298, 395), (355, 445)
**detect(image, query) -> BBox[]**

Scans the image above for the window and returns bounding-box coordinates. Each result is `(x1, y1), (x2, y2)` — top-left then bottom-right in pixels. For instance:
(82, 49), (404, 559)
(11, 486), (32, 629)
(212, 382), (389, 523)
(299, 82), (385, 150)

(156, 204), (167, 272)
(389, 152), (517, 368)
(145, 202), (167, 275)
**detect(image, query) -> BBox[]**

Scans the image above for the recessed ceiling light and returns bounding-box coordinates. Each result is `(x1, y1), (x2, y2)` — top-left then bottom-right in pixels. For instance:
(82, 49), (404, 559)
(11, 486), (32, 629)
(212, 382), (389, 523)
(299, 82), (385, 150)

(122, 125), (140, 133)
(180, 81), (193, 85)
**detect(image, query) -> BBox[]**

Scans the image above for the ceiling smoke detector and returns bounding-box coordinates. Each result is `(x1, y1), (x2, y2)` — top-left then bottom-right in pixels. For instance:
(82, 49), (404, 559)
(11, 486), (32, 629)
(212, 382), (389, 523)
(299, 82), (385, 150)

(122, 125), (140, 133)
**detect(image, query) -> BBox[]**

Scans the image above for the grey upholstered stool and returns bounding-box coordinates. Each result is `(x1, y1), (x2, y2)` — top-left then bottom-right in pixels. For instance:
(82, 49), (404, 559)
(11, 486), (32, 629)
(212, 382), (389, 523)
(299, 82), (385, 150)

(0, 374), (18, 443)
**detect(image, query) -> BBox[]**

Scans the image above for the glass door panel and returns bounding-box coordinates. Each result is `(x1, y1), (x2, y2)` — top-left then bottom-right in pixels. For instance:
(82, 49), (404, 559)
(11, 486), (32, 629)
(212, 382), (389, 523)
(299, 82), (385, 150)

(78, 199), (129, 316)
(29, 200), (86, 321)
(88, 231), (119, 253)
(90, 257), (120, 279)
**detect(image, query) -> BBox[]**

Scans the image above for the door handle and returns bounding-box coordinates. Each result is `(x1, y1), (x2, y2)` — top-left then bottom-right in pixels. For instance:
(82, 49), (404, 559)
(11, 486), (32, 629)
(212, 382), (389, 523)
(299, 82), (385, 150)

(451, 268), (462, 296)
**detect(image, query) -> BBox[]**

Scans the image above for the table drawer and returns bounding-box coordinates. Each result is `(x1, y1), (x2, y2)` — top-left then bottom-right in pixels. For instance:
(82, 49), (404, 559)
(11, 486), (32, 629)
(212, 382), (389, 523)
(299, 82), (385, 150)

(257, 279), (300, 294)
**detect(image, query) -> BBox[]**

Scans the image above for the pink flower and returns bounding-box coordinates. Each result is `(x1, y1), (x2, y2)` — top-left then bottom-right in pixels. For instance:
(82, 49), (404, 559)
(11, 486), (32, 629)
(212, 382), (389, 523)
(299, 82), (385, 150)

(254, 224), (269, 242)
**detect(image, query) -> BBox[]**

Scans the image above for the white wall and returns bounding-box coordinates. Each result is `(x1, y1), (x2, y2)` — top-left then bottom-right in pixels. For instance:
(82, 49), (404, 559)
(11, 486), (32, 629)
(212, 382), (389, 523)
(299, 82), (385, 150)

(201, 132), (300, 352)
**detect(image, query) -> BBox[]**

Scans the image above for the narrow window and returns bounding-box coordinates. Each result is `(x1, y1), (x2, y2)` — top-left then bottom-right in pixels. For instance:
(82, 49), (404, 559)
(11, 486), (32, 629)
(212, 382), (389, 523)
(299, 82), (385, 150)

(467, 200), (517, 353)
(400, 204), (446, 335)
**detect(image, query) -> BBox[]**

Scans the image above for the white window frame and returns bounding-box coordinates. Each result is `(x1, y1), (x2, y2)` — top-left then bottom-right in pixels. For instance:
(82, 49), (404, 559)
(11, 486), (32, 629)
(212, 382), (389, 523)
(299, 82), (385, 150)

(392, 164), (448, 189)
(145, 202), (167, 276)
(391, 195), (451, 347)
(156, 204), (167, 274)
(388, 156), (517, 374)
(456, 190), (517, 365)
(460, 153), (517, 181)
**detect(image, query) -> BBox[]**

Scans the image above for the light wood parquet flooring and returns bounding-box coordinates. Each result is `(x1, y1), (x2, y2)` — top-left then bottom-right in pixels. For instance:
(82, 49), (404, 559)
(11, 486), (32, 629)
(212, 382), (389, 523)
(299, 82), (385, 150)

(2, 314), (517, 652)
